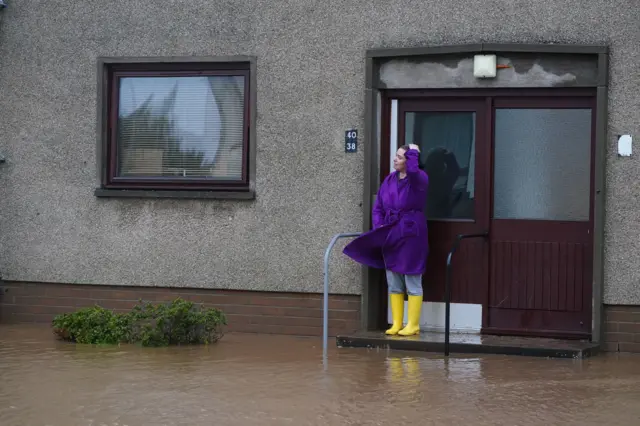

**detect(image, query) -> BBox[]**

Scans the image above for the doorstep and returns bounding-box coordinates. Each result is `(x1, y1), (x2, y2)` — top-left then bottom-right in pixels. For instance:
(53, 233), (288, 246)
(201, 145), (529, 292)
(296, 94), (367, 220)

(336, 331), (599, 359)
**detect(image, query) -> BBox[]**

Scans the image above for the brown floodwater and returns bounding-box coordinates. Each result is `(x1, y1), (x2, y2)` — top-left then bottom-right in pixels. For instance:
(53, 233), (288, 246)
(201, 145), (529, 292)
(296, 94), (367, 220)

(1, 325), (640, 426)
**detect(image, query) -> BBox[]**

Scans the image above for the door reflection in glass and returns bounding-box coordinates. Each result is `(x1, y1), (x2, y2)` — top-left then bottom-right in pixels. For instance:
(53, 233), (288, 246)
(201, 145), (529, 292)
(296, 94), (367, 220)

(405, 112), (476, 220)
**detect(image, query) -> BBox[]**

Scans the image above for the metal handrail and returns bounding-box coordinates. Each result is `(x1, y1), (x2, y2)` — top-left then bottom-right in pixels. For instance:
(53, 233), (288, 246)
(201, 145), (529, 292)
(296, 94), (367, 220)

(323, 232), (361, 368)
(444, 231), (489, 356)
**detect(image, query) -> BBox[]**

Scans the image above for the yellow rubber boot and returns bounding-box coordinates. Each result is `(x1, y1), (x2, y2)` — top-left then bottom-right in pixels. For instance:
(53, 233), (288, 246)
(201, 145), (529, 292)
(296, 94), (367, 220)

(385, 293), (405, 335)
(398, 295), (422, 336)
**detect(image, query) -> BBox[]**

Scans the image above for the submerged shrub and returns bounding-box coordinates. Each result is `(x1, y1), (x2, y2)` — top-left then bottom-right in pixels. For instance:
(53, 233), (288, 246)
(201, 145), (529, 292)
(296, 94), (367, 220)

(51, 305), (131, 345)
(127, 298), (227, 347)
(52, 298), (226, 347)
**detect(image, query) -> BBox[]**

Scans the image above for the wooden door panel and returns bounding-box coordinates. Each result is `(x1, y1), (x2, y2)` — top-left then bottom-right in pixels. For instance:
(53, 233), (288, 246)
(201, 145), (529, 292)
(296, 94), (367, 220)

(489, 220), (591, 313)
(490, 240), (589, 312)
(427, 233), (487, 304)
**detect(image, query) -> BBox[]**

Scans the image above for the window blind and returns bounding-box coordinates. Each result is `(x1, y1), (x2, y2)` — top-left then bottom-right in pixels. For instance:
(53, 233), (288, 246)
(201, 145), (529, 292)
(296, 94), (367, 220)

(116, 75), (246, 180)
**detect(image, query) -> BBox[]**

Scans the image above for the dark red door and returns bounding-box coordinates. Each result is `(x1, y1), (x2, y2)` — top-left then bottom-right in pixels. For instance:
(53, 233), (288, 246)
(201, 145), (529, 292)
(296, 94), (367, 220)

(394, 98), (491, 305)
(485, 96), (595, 338)
(379, 90), (595, 338)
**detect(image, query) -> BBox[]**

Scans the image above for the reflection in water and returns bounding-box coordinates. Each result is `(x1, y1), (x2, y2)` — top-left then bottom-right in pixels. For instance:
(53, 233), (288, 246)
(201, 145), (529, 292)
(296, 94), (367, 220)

(1, 325), (640, 425)
(387, 356), (424, 404)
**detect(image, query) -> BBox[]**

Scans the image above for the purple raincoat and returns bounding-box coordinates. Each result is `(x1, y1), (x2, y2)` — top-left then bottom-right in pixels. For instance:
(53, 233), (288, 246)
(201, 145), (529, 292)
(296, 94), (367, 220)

(344, 149), (429, 275)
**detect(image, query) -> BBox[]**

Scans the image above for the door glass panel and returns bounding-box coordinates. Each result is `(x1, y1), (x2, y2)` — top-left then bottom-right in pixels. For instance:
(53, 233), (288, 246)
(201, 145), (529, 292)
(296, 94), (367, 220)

(405, 112), (476, 220)
(493, 108), (592, 221)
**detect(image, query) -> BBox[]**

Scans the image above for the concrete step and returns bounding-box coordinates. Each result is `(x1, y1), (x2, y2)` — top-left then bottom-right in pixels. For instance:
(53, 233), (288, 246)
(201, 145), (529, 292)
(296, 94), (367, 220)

(336, 331), (599, 359)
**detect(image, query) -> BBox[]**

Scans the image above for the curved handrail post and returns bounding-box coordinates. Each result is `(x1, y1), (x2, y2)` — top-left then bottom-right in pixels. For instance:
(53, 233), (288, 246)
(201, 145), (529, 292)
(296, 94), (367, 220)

(323, 232), (361, 368)
(444, 231), (489, 356)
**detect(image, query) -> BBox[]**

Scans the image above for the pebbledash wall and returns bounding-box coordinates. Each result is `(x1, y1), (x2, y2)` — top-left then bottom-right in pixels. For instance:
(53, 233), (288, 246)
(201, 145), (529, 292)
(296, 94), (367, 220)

(0, 2), (638, 349)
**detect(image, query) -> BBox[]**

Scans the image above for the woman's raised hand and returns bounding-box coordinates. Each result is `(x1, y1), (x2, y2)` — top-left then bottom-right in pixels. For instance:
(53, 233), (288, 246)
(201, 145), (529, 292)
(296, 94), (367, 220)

(408, 144), (421, 153)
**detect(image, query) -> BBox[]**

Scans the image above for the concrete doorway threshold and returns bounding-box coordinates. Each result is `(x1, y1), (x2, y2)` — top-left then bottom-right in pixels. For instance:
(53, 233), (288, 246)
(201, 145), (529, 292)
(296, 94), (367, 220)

(336, 331), (599, 359)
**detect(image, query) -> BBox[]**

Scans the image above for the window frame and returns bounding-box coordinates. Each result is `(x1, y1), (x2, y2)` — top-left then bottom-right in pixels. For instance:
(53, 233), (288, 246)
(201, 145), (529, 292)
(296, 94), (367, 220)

(96, 56), (256, 199)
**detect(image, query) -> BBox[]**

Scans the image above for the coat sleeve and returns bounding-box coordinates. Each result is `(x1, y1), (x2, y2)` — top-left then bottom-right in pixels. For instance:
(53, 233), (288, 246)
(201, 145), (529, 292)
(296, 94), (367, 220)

(372, 183), (386, 229)
(405, 149), (429, 190)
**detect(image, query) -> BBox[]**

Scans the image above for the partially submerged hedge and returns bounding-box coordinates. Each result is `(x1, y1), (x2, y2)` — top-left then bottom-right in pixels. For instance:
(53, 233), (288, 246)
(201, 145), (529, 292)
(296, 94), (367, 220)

(52, 298), (227, 346)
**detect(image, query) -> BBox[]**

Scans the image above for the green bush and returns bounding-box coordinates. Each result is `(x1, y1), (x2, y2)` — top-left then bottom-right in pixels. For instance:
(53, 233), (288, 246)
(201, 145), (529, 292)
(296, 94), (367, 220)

(52, 298), (227, 347)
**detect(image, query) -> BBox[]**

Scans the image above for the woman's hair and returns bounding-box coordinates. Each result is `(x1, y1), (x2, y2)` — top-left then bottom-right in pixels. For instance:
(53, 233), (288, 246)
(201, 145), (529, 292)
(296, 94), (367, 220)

(399, 144), (424, 169)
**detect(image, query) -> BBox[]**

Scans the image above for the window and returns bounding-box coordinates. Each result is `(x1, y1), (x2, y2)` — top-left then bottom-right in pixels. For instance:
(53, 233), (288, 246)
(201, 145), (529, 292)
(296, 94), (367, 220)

(97, 58), (254, 197)
(404, 111), (476, 220)
(493, 108), (592, 221)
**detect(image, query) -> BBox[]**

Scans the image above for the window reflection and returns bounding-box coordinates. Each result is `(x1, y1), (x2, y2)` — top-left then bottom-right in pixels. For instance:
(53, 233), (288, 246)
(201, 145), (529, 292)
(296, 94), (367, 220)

(117, 75), (245, 180)
(405, 112), (476, 220)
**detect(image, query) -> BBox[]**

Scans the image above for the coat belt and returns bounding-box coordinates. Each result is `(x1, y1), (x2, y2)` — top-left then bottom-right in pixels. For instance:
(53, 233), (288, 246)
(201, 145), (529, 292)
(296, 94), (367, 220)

(384, 209), (421, 225)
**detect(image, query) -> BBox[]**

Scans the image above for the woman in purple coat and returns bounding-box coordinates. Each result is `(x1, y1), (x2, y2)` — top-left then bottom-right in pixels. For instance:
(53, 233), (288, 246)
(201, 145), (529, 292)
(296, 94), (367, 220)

(344, 144), (429, 336)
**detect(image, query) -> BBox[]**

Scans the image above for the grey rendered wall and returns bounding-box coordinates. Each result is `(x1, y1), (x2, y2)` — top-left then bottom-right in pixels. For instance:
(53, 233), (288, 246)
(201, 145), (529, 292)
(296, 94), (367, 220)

(0, 1), (637, 300)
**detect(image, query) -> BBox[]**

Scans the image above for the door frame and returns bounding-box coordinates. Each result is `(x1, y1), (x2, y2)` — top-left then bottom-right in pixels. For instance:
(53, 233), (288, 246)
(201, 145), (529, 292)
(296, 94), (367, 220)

(376, 87), (600, 338)
(361, 44), (608, 344)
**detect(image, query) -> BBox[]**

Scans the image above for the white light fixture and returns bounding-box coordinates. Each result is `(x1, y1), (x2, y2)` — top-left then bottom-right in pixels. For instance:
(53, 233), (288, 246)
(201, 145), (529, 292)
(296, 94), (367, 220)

(473, 54), (497, 78)
(618, 134), (632, 157)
